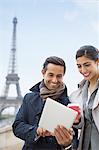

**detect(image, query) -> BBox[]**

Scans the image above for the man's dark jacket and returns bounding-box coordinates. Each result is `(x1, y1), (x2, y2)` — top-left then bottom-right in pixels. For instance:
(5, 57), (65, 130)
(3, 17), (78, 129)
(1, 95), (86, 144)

(12, 82), (70, 150)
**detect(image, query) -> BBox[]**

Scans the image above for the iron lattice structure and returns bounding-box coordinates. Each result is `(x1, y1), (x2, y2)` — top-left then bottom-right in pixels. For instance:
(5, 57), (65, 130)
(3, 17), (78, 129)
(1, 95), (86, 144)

(3, 17), (22, 99)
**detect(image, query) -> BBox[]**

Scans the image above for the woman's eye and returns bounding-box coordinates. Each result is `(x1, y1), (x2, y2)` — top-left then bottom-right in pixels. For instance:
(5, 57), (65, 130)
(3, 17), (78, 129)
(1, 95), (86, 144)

(84, 64), (90, 67)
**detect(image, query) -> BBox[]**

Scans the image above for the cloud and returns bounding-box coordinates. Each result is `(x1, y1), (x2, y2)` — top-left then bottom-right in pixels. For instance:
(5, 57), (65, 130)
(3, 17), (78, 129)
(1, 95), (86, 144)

(72, 0), (99, 10)
(92, 21), (99, 33)
(64, 10), (78, 22)
(58, 0), (65, 2)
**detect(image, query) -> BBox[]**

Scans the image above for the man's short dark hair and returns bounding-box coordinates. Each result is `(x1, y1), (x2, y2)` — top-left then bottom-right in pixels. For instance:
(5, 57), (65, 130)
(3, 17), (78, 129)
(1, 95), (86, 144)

(43, 56), (66, 74)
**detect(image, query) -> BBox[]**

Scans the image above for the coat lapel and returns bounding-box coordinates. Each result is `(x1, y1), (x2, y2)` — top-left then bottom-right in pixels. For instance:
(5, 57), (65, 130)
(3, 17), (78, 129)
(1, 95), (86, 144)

(82, 81), (89, 110)
(93, 88), (99, 110)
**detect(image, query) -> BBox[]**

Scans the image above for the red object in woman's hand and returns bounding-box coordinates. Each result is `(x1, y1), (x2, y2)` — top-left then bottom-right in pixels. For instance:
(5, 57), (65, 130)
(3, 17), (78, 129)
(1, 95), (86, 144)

(67, 103), (80, 115)
(67, 103), (81, 123)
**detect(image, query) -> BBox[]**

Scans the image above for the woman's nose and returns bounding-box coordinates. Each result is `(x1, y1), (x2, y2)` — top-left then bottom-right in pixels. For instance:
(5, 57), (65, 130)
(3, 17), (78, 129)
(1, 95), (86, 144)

(80, 66), (87, 73)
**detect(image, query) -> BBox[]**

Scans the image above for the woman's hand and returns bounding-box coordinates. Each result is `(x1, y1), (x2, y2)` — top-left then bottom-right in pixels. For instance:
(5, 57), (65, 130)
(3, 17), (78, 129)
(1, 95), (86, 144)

(74, 111), (81, 124)
(67, 103), (81, 124)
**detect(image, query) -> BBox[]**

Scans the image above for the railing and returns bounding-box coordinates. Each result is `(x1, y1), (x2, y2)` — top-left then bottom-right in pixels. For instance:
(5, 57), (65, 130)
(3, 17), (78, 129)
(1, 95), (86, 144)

(0, 125), (23, 150)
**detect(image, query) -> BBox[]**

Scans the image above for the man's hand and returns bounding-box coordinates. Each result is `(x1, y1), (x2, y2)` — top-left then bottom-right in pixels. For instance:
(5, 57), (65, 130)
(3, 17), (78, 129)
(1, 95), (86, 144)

(37, 127), (52, 137)
(37, 126), (73, 147)
(54, 125), (73, 147)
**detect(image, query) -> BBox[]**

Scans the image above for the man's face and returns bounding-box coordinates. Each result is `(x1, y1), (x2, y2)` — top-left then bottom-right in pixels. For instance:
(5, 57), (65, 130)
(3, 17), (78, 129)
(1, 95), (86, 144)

(42, 63), (64, 90)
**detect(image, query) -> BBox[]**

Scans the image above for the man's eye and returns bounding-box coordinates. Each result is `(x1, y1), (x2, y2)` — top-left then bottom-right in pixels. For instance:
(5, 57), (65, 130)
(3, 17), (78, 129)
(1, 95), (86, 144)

(77, 65), (81, 68)
(57, 75), (62, 78)
(49, 74), (53, 77)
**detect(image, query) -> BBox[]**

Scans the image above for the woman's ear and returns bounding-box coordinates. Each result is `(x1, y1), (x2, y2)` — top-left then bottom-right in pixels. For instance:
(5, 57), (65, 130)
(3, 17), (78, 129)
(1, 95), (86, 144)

(96, 59), (99, 69)
(97, 59), (99, 66)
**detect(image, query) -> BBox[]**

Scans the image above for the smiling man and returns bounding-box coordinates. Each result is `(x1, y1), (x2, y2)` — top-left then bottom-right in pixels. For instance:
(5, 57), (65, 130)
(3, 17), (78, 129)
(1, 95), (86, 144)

(12, 56), (72, 150)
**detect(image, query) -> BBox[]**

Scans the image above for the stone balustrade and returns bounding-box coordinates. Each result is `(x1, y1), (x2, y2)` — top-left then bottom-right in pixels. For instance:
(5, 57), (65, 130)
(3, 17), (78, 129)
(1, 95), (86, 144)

(0, 125), (23, 150)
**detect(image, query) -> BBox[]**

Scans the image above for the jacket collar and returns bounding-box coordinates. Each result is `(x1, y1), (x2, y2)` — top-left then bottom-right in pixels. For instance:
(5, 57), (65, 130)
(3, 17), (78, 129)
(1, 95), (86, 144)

(93, 88), (99, 109)
(78, 79), (99, 110)
(29, 81), (44, 114)
(29, 81), (41, 93)
(93, 79), (99, 109)
(78, 78), (99, 89)
(78, 79), (86, 88)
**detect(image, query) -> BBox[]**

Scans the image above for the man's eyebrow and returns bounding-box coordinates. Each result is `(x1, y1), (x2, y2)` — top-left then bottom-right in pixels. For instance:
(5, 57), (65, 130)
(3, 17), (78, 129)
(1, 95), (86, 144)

(48, 72), (53, 74)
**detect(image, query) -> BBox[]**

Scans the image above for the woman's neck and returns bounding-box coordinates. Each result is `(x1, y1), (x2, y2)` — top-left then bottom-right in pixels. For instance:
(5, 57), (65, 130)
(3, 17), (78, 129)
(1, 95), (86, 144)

(88, 74), (99, 94)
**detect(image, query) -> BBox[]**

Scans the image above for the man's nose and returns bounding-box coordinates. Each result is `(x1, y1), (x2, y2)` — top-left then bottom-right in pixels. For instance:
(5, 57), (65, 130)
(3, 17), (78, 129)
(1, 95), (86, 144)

(52, 77), (58, 83)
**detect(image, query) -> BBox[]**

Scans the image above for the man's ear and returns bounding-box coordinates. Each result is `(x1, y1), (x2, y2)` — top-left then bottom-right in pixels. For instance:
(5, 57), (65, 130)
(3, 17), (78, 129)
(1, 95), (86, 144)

(41, 69), (45, 76)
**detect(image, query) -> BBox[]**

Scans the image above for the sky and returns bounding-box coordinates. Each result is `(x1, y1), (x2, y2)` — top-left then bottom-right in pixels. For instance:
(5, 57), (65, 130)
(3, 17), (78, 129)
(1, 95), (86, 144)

(0, 0), (99, 97)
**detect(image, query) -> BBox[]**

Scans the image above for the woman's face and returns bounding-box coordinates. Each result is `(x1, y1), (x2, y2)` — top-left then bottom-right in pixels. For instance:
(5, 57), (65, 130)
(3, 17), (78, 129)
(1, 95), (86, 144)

(76, 56), (98, 81)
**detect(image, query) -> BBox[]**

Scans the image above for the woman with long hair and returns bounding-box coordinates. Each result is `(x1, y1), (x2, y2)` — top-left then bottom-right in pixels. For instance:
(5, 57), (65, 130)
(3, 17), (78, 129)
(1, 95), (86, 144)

(70, 45), (99, 150)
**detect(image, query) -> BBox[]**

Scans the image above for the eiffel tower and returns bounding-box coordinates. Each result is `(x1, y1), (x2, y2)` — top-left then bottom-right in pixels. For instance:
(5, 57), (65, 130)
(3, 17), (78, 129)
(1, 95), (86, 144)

(3, 17), (22, 99)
